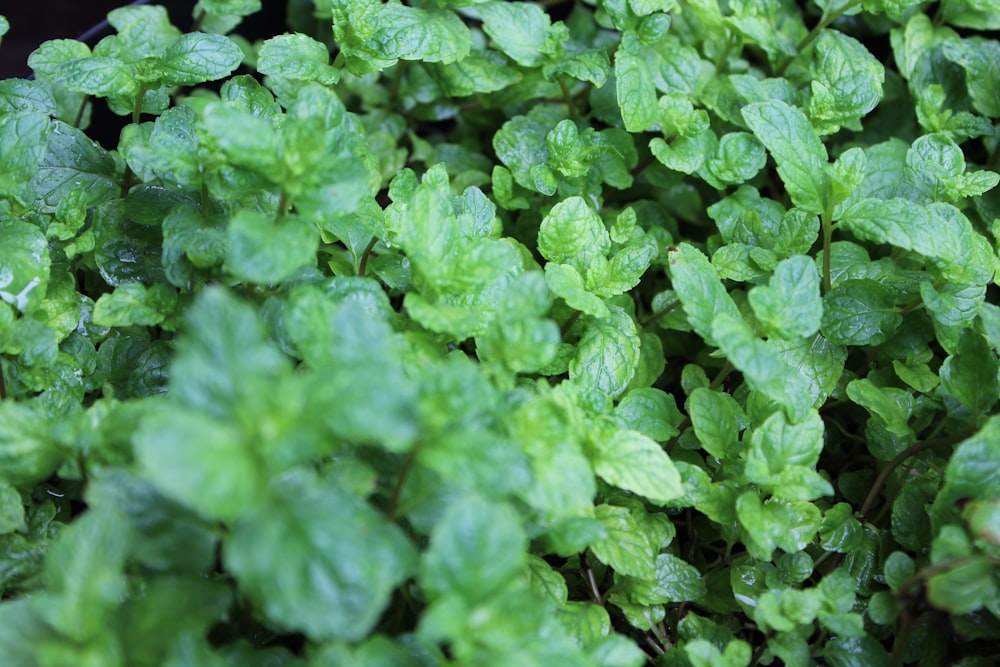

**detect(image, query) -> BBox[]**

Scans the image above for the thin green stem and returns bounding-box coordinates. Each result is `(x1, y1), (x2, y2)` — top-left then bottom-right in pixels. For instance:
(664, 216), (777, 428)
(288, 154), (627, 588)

(358, 236), (379, 277)
(898, 297), (925, 316)
(821, 209), (833, 294)
(191, 9), (207, 31)
(931, 0), (948, 25)
(73, 95), (89, 128)
(561, 310), (582, 337)
(708, 360), (734, 391)
(858, 434), (967, 520)
(639, 299), (680, 328)
(558, 76), (577, 117)
(0, 359), (7, 400)
(390, 61), (406, 103)
(276, 190), (291, 220)
(120, 85), (146, 197)
(386, 446), (419, 521)
(895, 555), (1000, 596)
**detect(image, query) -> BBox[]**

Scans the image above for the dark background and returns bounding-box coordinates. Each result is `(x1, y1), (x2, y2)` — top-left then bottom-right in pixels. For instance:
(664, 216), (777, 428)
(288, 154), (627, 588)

(1, 1), (290, 80)
(1, 1), (134, 79)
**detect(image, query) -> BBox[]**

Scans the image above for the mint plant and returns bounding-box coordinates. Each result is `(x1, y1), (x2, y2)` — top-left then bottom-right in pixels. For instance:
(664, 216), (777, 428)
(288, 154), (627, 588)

(1, 0), (999, 665)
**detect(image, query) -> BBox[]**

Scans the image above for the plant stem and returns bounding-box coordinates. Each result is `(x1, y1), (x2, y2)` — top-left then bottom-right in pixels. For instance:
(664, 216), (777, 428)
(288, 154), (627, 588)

(0, 359), (7, 400)
(358, 236), (378, 277)
(191, 9), (207, 31)
(708, 360), (734, 391)
(895, 555), (1000, 595)
(386, 446), (419, 521)
(276, 190), (291, 219)
(73, 96), (89, 128)
(639, 299), (680, 327)
(561, 310), (582, 337)
(821, 209), (833, 294)
(858, 434), (966, 520)
(558, 76), (577, 117)
(583, 558), (605, 605)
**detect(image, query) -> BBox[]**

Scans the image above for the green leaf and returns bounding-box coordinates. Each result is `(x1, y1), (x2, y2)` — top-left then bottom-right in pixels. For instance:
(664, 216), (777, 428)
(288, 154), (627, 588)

(846, 378), (914, 439)
(92, 282), (178, 327)
(614, 387), (682, 442)
(808, 30), (885, 134)
(134, 407), (264, 522)
(687, 387), (745, 459)
(286, 290), (419, 448)
(591, 429), (683, 505)
(819, 503), (864, 553)
(736, 493), (822, 560)
(942, 37), (1000, 117)
(225, 211), (318, 285)
(156, 32), (244, 86)
(0, 112), (50, 198)
(771, 334), (847, 407)
(334, 1), (471, 69)
(615, 34), (658, 132)
(711, 313), (813, 423)
(421, 495), (527, 603)
(839, 199), (992, 283)
(748, 255), (823, 339)
(741, 99), (830, 214)
(201, 0), (261, 16)
(705, 131), (767, 185)
(40, 507), (130, 640)
(744, 409), (834, 501)
(939, 329), (1000, 417)
(821, 279), (902, 346)
(927, 559), (998, 615)
(256, 33), (338, 85)
(167, 287), (290, 420)
(0, 220), (50, 314)
(52, 56), (137, 100)
(569, 306), (641, 400)
(883, 551), (915, 591)
(537, 196), (611, 271)
(225, 470), (417, 641)
(545, 262), (610, 319)
(590, 504), (658, 578)
(619, 553), (707, 605)
(31, 122), (119, 219)
(667, 243), (741, 347)
(0, 481), (25, 535)
(478, 1), (552, 67)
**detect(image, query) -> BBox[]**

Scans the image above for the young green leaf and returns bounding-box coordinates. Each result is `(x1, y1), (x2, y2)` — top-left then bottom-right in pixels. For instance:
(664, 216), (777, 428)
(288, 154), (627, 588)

(687, 387), (746, 460)
(421, 494), (527, 603)
(667, 243), (741, 347)
(478, 1), (552, 67)
(808, 30), (885, 134)
(741, 99), (830, 214)
(711, 313), (813, 423)
(821, 279), (902, 346)
(744, 409), (834, 501)
(538, 196), (611, 271)
(225, 211), (318, 285)
(256, 33), (338, 85)
(590, 429), (683, 505)
(226, 470), (416, 641)
(569, 306), (641, 399)
(748, 255), (823, 340)
(615, 33), (658, 132)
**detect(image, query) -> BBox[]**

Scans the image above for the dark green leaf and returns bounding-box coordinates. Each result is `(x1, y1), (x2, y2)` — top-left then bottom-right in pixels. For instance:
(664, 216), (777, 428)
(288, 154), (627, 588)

(226, 470), (416, 641)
